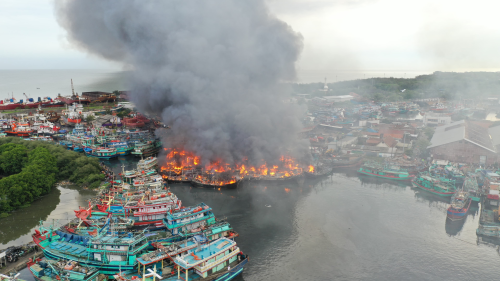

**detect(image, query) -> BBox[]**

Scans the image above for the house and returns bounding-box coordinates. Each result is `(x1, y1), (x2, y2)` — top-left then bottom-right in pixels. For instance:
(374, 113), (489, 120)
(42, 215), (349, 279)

(428, 120), (497, 165)
(423, 112), (451, 127)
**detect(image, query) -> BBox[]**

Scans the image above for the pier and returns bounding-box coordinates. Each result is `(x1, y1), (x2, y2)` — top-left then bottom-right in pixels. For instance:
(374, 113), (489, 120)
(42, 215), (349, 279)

(0, 250), (43, 275)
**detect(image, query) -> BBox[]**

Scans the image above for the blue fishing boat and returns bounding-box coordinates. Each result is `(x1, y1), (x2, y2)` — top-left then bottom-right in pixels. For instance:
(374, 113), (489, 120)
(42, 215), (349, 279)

(104, 141), (133, 155)
(33, 221), (151, 276)
(84, 146), (118, 160)
(28, 257), (99, 281)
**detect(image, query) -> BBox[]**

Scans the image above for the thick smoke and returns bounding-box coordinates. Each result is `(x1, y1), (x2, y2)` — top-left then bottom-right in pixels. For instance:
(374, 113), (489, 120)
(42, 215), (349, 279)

(54, 0), (308, 165)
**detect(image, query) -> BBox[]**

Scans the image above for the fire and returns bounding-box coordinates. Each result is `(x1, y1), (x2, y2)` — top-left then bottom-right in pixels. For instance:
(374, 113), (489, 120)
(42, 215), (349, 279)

(160, 148), (311, 185)
(308, 165), (315, 173)
(284, 188), (290, 193)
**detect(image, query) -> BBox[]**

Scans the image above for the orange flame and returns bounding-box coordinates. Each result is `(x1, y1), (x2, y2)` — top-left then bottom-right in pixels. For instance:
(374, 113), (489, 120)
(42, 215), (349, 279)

(161, 148), (310, 184)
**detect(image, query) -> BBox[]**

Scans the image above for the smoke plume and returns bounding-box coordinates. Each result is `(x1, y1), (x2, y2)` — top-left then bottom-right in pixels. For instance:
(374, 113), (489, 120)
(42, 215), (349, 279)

(54, 0), (309, 165)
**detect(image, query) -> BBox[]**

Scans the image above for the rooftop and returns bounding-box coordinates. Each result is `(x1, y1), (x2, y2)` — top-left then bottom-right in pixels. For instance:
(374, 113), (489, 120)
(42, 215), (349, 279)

(428, 120), (495, 152)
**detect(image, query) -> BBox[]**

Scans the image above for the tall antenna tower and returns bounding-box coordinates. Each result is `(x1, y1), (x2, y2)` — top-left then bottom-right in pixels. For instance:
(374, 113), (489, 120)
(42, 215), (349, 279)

(71, 79), (75, 96)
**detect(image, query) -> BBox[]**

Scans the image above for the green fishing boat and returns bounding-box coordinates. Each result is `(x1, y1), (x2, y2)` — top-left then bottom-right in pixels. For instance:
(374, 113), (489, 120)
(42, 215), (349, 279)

(411, 173), (456, 196)
(358, 162), (414, 181)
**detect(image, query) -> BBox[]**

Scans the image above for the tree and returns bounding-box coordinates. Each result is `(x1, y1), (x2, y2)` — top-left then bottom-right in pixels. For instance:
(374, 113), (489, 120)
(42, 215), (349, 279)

(0, 144), (28, 175)
(422, 127), (435, 140)
(85, 115), (95, 122)
(112, 90), (121, 97)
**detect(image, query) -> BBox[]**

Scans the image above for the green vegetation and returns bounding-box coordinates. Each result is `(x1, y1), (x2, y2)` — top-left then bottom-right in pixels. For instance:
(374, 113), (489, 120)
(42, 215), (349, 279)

(0, 138), (104, 214)
(116, 108), (132, 118)
(85, 115), (96, 122)
(292, 71), (500, 101)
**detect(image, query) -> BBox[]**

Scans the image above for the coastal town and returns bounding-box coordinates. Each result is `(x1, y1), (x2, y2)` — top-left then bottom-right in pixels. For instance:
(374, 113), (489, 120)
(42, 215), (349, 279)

(1, 78), (500, 280)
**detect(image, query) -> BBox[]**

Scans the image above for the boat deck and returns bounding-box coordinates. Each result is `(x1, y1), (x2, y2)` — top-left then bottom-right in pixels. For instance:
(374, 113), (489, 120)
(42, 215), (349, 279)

(182, 239), (232, 266)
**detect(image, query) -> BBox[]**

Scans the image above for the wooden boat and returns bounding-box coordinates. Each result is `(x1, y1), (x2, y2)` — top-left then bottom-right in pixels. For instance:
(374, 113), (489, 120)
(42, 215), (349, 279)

(325, 154), (364, 169)
(32, 222), (151, 276)
(303, 166), (333, 178)
(4, 122), (34, 137)
(27, 257), (99, 281)
(84, 146), (119, 160)
(411, 173), (456, 196)
(447, 190), (471, 220)
(358, 162), (414, 181)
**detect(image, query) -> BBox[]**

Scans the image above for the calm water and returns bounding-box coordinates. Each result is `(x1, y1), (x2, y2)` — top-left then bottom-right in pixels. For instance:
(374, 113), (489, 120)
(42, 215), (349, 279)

(0, 69), (432, 101)
(0, 69), (128, 100)
(4, 160), (500, 280)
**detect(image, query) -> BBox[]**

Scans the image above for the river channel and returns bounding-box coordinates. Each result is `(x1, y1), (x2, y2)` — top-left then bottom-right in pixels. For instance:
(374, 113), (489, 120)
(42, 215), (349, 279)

(4, 158), (500, 280)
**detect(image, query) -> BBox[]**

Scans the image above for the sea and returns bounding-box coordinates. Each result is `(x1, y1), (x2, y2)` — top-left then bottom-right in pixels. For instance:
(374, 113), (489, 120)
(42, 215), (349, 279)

(0, 69), (434, 101)
(1, 156), (500, 281)
(0, 70), (128, 101)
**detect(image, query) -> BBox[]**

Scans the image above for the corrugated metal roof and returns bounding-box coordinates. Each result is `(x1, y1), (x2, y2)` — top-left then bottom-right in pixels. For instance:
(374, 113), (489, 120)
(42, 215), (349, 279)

(428, 120), (465, 149)
(428, 120), (496, 153)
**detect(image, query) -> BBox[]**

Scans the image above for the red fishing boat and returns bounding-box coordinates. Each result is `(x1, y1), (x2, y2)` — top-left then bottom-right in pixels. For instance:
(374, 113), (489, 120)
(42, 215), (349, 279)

(5, 122), (34, 137)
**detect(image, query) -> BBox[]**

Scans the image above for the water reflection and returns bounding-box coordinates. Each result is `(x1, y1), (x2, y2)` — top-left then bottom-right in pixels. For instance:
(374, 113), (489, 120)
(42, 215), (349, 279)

(0, 186), (95, 248)
(445, 217), (467, 236)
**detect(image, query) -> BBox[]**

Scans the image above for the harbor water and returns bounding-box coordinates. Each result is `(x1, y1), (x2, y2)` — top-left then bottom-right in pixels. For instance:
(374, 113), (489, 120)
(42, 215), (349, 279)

(3, 158), (500, 280)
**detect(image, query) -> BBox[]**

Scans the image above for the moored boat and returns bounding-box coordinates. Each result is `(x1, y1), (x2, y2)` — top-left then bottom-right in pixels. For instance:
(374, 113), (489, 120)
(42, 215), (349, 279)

(447, 190), (471, 220)
(358, 162), (414, 180)
(411, 173), (456, 196)
(27, 257), (99, 281)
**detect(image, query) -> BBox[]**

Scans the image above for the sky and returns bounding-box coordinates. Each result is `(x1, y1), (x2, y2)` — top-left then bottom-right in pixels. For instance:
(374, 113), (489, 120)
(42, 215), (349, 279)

(0, 0), (499, 81)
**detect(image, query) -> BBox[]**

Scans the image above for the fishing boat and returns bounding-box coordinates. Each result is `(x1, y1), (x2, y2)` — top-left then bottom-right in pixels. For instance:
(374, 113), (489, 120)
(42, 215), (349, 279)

(27, 257), (99, 281)
(463, 176), (481, 202)
(447, 190), (471, 220)
(323, 154), (364, 169)
(191, 176), (240, 189)
(137, 156), (158, 170)
(163, 203), (215, 236)
(4, 122), (34, 137)
(32, 221), (151, 276)
(118, 238), (248, 281)
(84, 146), (118, 160)
(89, 191), (182, 229)
(131, 140), (161, 157)
(358, 162), (414, 180)
(173, 238), (248, 281)
(104, 141), (133, 156)
(411, 173), (456, 196)
(303, 165), (332, 178)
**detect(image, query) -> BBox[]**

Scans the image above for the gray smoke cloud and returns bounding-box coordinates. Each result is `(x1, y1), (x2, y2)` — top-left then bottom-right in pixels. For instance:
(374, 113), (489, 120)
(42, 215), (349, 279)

(54, 0), (309, 165)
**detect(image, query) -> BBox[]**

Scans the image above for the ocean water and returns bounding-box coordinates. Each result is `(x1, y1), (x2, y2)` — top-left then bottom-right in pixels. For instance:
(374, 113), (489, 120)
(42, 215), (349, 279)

(0, 69), (128, 101)
(4, 158), (500, 281)
(0, 69), (433, 102)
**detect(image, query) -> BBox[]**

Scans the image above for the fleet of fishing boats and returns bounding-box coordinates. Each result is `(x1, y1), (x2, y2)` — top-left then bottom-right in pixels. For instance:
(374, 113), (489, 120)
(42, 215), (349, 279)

(28, 157), (249, 281)
(357, 160), (500, 224)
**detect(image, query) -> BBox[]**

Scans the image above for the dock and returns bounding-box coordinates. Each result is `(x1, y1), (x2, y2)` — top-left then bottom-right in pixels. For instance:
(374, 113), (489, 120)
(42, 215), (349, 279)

(0, 249), (43, 275)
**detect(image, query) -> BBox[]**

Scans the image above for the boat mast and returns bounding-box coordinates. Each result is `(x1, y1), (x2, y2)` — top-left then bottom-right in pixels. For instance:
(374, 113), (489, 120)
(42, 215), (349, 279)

(71, 79), (75, 96)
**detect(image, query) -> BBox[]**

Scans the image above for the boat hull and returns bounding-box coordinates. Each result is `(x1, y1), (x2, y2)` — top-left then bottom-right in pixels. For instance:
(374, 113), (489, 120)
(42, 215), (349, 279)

(411, 180), (455, 197)
(358, 169), (413, 181)
(447, 198), (471, 220)
(40, 248), (136, 275)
